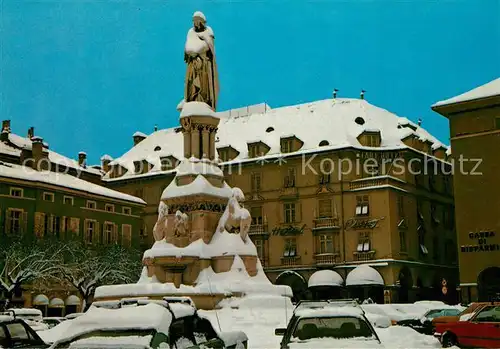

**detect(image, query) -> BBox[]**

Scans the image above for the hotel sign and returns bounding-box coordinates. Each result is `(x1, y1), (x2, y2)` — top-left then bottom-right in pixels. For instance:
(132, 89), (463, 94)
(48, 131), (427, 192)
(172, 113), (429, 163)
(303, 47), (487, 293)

(344, 217), (385, 230)
(272, 224), (306, 236)
(461, 231), (499, 253)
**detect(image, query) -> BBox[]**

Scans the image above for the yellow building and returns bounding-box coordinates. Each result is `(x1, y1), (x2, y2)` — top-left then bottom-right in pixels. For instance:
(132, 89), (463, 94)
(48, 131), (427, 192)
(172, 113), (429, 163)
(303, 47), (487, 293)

(104, 96), (458, 303)
(432, 77), (500, 303)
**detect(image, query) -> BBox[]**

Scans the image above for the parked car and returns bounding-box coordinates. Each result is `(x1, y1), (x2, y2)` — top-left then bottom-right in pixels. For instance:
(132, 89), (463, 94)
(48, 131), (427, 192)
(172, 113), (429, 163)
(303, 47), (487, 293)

(0, 311), (50, 348)
(275, 303), (383, 348)
(49, 299), (247, 349)
(64, 313), (84, 320)
(432, 302), (491, 328)
(397, 307), (462, 335)
(435, 304), (500, 348)
(43, 317), (66, 329)
(7, 308), (49, 331)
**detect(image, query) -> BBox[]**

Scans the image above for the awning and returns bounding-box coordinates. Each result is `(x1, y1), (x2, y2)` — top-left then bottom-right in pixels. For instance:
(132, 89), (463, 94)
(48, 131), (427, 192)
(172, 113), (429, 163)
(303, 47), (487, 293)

(33, 294), (49, 306)
(65, 295), (81, 306)
(308, 270), (343, 288)
(49, 298), (65, 308)
(346, 264), (384, 286)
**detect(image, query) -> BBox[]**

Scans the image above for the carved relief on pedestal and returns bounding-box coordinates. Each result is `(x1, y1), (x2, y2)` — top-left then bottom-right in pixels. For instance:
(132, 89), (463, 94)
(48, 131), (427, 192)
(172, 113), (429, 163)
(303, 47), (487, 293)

(173, 210), (189, 238)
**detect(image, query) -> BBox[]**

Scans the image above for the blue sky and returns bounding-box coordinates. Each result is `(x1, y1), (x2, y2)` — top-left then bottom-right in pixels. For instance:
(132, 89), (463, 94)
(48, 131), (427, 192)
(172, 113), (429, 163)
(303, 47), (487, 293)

(1, 0), (499, 164)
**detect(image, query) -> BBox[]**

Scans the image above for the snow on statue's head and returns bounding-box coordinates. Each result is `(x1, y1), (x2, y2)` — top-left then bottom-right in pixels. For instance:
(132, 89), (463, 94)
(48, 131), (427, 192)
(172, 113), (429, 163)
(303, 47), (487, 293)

(193, 11), (206, 31)
(231, 187), (245, 202)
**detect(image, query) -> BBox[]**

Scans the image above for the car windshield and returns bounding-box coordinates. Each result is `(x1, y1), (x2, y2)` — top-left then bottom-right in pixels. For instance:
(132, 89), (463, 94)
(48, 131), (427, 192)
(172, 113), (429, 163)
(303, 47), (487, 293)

(75, 329), (155, 340)
(291, 316), (374, 341)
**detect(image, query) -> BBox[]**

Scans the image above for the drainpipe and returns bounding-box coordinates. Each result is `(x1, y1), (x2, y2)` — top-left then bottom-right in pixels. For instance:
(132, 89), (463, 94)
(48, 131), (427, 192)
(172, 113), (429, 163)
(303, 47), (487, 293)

(340, 153), (346, 264)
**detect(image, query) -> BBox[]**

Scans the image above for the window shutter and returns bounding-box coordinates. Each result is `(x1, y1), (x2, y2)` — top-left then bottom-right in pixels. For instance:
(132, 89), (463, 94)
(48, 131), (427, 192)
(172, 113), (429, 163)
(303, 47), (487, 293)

(22, 211), (28, 233)
(5, 209), (12, 234)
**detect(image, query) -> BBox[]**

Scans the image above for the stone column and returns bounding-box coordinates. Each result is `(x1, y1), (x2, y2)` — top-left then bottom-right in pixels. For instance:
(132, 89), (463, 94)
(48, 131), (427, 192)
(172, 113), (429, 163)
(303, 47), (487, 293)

(209, 128), (217, 160)
(183, 130), (191, 159)
(191, 125), (200, 159)
(202, 126), (210, 159)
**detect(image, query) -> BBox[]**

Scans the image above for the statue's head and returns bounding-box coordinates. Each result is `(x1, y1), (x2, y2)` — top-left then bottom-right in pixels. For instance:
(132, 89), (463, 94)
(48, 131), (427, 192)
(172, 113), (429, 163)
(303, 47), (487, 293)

(193, 11), (206, 31)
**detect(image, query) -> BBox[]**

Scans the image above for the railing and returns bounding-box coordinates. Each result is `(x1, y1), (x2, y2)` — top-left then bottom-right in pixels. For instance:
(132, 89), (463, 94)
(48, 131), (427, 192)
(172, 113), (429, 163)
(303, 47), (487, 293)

(281, 256), (301, 267)
(349, 178), (387, 190)
(249, 224), (268, 235)
(313, 217), (340, 229)
(314, 253), (339, 265)
(280, 186), (298, 197)
(353, 251), (376, 261)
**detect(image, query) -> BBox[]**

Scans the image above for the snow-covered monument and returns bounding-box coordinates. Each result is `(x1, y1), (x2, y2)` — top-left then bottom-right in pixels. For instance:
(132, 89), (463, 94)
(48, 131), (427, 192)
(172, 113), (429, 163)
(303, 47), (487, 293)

(94, 11), (291, 309)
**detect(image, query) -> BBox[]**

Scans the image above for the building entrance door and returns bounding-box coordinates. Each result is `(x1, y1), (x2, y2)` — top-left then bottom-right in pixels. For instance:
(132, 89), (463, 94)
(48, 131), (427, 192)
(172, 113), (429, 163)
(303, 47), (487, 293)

(478, 267), (500, 301)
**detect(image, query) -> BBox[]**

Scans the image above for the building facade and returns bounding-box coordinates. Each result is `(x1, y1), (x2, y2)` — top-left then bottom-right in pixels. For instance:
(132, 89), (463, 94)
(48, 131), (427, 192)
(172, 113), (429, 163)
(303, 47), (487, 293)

(103, 97), (459, 303)
(0, 120), (146, 312)
(432, 77), (500, 303)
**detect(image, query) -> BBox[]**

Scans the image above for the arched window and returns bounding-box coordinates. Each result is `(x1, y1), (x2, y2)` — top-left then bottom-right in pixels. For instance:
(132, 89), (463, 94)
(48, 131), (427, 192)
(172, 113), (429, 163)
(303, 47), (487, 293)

(355, 117), (365, 125)
(154, 146), (161, 151)
(266, 126), (275, 133)
(319, 140), (329, 146)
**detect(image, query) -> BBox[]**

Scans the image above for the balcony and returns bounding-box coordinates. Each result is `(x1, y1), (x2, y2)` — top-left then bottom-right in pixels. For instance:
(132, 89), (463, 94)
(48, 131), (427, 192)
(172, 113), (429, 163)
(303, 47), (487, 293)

(249, 224), (269, 236)
(314, 253), (339, 266)
(280, 256), (301, 267)
(313, 217), (340, 230)
(353, 251), (376, 261)
(349, 178), (387, 190)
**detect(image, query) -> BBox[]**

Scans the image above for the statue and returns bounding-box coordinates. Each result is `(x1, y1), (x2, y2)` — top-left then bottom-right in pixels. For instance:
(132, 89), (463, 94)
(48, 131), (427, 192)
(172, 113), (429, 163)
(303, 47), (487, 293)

(184, 11), (219, 110)
(215, 188), (251, 242)
(173, 210), (189, 237)
(153, 202), (169, 241)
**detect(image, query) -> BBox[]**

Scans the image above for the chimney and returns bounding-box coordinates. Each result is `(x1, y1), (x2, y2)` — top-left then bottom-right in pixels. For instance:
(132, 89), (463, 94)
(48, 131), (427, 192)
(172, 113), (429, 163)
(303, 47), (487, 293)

(333, 89), (339, 99)
(31, 136), (49, 171)
(78, 152), (87, 167)
(360, 90), (366, 100)
(27, 127), (34, 139)
(1, 120), (11, 142)
(133, 132), (146, 146)
(418, 118), (422, 126)
(101, 154), (113, 173)
(154, 124), (158, 132)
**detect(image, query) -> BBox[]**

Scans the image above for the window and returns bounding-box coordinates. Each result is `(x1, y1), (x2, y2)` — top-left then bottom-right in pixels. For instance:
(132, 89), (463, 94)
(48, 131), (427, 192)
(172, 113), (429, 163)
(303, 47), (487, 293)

(419, 230), (428, 256)
(63, 196), (74, 205)
(85, 220), (96, 244)
(355, 196), (369, 216)
(318, 199), (332, 218)
(319, 161), (331, 184)
(52, 216), (61, 237)
(86, 201), (96, 209)
(122, 207), (132, 215)
(431, 204), (440, 225)
(249, 145), (259, 158)
(283, 238), (297, 257)
(251, 172), (261, 192)
(474, 305), (500, 322)
(103, 222), (115, 244)
(281, 139), (293, 153)
(218, 149), (228, 162)
(122, 224), (132, 247)
(399, 230), (407, 252)
(160, 157), (172, 171)
(105, 204), (115, 212)
(397, 195), (405, 218)
(364, 158), (379, 177)
(284, 168), (296, 187)
(366, 134), (380, 147)
(433, 236), (440, 262)
(319, 234), (334, 254)
(7, 209), (23, 234)
(6, 322), (29, 341)
(9, 187), (23, 197)
(357, 232), (371, 252)
(63, 216), (71, 233)
(250, 206), (263, 225)
(254, 239), (265, 261)
(284, 203), (296, 223)
(43, 192), (54, 202)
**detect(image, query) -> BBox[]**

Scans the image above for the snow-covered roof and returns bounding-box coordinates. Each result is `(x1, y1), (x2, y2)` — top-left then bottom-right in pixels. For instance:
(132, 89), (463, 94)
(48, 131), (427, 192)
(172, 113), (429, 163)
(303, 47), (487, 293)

(433, 77), (500, 107)
(346, 265), (384, 286)
(161, 174), (232, 200)
(66, 295), (81, 305)
(0, 162), (145, 205)
(52, 303), (172, 346)
(308, 270), (344, 288)
(33, 294), (49, 305)
(50, 298), (65, 307)
(133, 131), (147, 138)
(104, 98), (450, 182)
(2, 132), (102, 176)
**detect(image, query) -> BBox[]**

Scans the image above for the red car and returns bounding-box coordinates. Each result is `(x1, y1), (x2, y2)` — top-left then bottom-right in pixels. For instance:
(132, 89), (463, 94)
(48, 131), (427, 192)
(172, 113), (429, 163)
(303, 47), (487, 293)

(435, 304), (500, 348)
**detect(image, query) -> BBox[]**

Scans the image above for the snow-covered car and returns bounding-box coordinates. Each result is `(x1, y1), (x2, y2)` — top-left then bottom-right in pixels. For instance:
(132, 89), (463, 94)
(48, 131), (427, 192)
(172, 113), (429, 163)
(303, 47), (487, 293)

(43, 317), (67, 329)
(397, 307), (462, 335)
(0, 311), (50, 348)
(7, 308), (49, 331)
(275, 306), (383, 348)
(48, 299), (247, 349)
(64, 313), (84, 320)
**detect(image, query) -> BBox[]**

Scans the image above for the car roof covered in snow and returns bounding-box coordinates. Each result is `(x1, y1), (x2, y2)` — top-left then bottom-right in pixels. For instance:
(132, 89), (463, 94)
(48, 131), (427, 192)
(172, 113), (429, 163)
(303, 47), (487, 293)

(294, 305), (365, 319)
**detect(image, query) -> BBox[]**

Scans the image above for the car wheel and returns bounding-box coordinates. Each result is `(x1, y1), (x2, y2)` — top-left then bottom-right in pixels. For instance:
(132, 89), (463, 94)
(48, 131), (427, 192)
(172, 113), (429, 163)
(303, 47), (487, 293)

(441, 332), (458, 348)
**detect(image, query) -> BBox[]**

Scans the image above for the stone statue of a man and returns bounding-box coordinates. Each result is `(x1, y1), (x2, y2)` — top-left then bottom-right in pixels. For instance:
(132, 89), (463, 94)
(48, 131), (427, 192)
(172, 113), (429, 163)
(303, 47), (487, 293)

(184, 11), (219, 110)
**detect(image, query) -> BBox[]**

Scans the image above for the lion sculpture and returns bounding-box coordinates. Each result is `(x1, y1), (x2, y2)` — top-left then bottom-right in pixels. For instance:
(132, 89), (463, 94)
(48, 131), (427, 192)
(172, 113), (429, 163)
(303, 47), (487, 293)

(173, 210), (189, 238)
(216, 187), (251, 242)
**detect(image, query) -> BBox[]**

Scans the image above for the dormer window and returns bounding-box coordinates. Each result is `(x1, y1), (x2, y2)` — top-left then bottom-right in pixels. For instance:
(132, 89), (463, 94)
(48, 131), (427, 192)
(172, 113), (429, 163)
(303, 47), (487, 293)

(218, 149), (229, 162)
(134, 160), (153, 174)
(247, 141), (270, 159)
(280, 136), (303, 153)
(358, 131), (381, 147)
(160, 156), (178, 171)
(281, 139), (292, 153)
